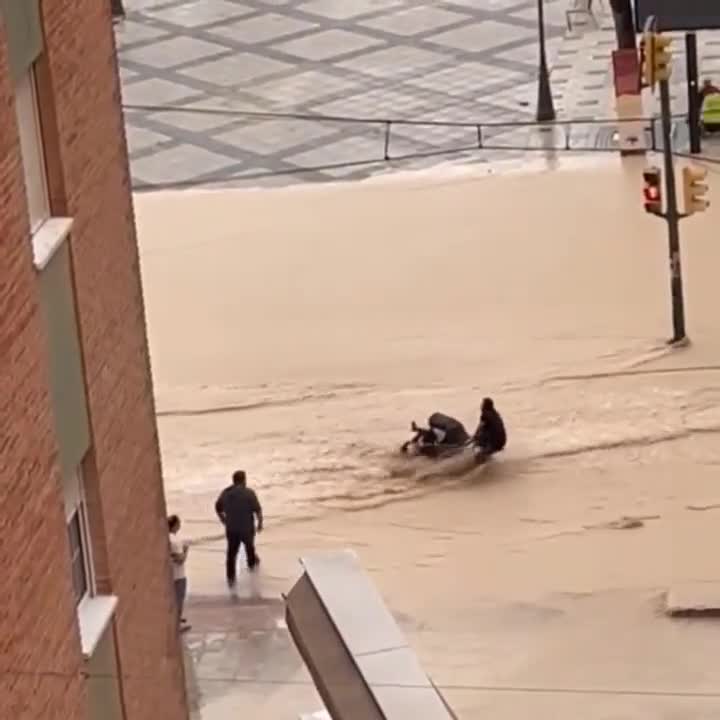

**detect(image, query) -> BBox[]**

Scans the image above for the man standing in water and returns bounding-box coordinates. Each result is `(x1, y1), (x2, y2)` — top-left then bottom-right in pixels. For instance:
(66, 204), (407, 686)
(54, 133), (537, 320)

(215, 470), (263, 587)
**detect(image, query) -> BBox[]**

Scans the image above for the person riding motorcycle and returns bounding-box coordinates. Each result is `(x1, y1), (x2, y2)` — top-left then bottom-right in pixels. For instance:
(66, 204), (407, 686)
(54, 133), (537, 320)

(473, 397), (506, 458)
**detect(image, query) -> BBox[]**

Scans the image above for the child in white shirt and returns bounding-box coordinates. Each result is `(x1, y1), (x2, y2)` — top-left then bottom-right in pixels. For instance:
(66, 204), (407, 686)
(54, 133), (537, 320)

(168, 515), (190, 632)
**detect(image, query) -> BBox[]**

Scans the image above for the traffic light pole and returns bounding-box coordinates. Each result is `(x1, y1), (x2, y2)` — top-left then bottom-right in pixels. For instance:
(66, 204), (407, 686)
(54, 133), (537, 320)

(658, 77), (687, 344)
(686, 32), (701, 154)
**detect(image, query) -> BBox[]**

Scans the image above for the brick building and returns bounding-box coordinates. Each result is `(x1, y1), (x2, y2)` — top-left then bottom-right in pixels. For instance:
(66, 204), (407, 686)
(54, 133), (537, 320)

(0, 2), (189, 719)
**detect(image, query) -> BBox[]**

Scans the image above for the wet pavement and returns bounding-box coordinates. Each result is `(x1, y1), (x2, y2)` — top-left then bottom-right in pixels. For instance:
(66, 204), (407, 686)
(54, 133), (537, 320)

(182, 593), (322, 720)
(116, 0), (571, 189)
(179, 530), (720, 720)
(116, 2), (720, 190)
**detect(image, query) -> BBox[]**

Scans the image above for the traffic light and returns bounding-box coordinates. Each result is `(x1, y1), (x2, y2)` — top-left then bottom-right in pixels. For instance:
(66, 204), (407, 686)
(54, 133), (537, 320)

(653, 35), (672, 83)
(682, 165), (709, 215)
(641, 31), (655, 87)
(643, 166), (662, 215)
(641, 32), (672, 89)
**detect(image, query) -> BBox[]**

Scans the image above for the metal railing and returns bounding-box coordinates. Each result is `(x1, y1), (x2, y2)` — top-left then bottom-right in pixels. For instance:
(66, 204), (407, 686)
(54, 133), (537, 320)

(123, 103), (690, 154)
(122, 103), (700, 189)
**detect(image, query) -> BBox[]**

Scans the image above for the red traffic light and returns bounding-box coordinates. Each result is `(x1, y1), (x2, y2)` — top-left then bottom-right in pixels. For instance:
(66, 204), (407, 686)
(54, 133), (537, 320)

(643, 166), (662, 214)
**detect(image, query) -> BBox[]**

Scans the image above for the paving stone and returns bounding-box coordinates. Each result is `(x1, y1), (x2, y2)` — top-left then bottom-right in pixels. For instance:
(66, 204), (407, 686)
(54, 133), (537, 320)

(125, 125), (173, 152)
(119, 66), (140, 83)
(114, 20), (171, 48)
(494, 41), (547, 65)
(121, 77), (200, 105)
(121, 36), (229, 69)
(337, 45), (447, 78)
(214, 118), (338, 155)
(358, 7), (472, 38)
(125, 0), (174, 10)
(313, 88), (426, 119)
(146, 104), (241, 131)
(447, 0), (525, 9)
(298, 0), (401, 21)
(406, 62), (526, 97)
(274, 29), (382, 61)
(430, 21), (536, 53)
(179, 52), (292, 86)
(510, 1), (573, 27)
(390, 123), (479, 152)
(141, 0), (255, 27)
(286, 133), (387, 167)
(131, 144), (236, 186)
(212, 13), (316, 43)
(252, 70), (353, 108)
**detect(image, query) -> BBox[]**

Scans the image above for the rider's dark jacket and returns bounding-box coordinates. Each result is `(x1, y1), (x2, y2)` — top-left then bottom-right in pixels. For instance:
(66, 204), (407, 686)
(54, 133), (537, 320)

(474, 404), (506, 452)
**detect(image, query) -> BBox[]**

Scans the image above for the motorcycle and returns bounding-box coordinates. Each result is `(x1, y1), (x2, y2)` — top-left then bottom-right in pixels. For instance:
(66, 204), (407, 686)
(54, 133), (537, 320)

(400, 412), (499, 465)
(400, 413), (471, 459)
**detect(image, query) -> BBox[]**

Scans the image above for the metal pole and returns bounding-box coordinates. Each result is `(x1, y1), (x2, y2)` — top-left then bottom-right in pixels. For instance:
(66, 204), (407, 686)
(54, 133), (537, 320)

(658, 77), (687, 343)
(686, 32), (701, 154)
(536, 0), (556, 122)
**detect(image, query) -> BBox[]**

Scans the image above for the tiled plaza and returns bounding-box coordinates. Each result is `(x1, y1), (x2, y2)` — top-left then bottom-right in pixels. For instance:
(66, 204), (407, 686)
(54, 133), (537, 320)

(117, 1), (720, 189)
(117, 0), (573, 188)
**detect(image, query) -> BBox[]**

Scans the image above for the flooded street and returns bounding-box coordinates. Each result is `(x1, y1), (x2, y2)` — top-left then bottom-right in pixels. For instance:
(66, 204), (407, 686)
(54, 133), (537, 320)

(136, 157), (720, 718)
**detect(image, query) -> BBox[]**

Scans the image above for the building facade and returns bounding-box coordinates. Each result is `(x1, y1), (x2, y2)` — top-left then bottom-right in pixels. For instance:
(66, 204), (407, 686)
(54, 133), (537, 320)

(0, 2), (189, 719)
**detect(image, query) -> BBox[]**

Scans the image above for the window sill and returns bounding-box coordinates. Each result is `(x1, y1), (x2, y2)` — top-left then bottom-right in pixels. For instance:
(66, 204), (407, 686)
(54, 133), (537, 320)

(77, 594), (118, 658)
(32, 216), (73, 271)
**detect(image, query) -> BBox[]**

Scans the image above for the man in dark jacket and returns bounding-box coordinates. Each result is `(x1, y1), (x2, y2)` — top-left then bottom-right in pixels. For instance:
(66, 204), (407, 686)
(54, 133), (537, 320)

(473, 397), (507, 456)
(215, 470), (263, 587)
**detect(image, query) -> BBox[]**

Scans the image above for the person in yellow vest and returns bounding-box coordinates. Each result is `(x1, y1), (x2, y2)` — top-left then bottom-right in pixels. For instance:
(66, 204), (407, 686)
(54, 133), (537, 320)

(700, 79), (720, 134)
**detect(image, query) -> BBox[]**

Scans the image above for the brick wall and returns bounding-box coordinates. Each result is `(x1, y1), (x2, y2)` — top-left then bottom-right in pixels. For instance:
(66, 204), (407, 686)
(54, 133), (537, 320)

(1, 0), (189, 717)
(38, 1), (189, 718)
(0, 17), (86, 720)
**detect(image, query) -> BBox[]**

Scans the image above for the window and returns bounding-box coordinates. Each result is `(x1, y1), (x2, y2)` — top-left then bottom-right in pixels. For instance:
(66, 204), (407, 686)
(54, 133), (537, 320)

(67, 467), (118, 658)
(68, 508), (90, 604)
(14, 67), (50, 233)
(64, 469), (95, 606)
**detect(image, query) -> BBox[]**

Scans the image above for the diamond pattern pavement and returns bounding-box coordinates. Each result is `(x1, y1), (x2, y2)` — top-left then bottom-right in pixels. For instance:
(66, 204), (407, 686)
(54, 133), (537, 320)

(117, 0), (574, 190)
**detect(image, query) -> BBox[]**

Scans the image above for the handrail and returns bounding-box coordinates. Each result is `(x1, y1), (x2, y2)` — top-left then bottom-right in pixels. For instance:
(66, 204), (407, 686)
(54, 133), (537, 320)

(130, 140), (642, 192)
(124, 102), (702, 191)
(122, 102), (686, 131)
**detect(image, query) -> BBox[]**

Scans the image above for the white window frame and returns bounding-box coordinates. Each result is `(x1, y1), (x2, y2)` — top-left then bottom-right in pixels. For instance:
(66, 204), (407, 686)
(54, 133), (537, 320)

(64, 468), (96, 605)
(15, 66), (50, 234)
(14, 64), (73, 270)
(64, 467), (119, 658)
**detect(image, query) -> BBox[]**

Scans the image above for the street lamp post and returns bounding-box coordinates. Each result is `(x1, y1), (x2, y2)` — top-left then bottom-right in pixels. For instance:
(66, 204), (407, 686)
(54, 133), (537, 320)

(536, 0), (556, 122)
